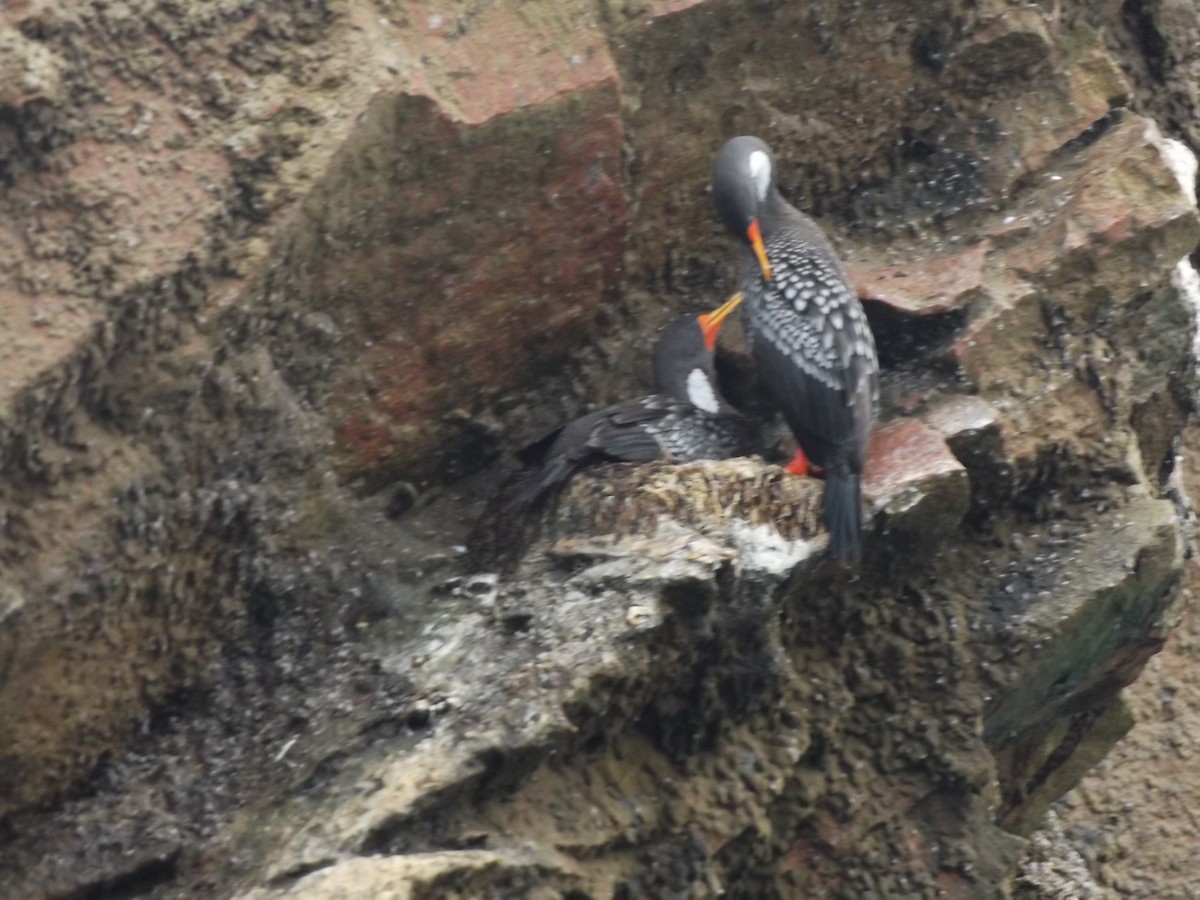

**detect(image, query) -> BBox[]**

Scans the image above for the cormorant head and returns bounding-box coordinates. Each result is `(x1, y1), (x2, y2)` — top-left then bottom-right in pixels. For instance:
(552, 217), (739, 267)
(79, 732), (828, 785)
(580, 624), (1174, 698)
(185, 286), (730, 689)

(712, 135), (776, 280)
(653, 294), (742, 412)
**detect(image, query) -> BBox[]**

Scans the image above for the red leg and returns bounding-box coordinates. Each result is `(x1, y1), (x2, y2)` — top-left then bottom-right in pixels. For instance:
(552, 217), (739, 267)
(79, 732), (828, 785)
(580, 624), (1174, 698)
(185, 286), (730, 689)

(784, 448), (826, 479)
(784, 448), (809, 476)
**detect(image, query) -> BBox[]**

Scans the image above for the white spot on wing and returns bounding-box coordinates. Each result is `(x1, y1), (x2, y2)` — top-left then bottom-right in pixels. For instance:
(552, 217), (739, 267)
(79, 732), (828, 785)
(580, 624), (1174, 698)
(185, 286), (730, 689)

(748, 150), (772, 203)
(686, 368), (720, 413)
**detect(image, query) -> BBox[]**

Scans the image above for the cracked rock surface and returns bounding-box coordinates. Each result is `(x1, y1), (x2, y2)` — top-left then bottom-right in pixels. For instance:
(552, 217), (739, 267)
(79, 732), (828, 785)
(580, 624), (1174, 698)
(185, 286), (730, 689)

(0, 0), (1199, 897)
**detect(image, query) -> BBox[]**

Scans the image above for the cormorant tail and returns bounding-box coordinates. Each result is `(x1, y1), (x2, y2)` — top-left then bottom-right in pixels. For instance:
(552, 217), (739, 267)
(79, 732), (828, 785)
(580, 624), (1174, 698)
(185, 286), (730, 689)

(822, 470), (863, 564)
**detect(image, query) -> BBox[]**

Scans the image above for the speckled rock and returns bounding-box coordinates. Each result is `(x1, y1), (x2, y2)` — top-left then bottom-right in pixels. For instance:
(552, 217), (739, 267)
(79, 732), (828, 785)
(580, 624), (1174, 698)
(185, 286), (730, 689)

(226, 465), (1182, 898)
(242, 850), (586, 900)
(0, 0), (1198, 897)
(0, 28), (64, 108)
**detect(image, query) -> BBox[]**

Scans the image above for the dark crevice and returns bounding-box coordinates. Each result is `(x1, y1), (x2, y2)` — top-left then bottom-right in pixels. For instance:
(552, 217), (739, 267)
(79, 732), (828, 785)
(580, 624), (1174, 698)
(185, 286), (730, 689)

(998, 708), (1099, 824)
(911, 19), (959, 73)
(862, 299), (967, 372)
(63, 851), (180, 900)
(1056, 108), (1122, 156)
(1121, 0), (1168, 82)
(264, 857), (335, 890)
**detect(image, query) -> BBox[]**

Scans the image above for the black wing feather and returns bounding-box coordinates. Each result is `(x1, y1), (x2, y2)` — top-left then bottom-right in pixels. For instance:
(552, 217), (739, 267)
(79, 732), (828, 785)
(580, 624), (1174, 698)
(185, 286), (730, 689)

(513, 398), (674, 506)
(749, 329), (857, 468)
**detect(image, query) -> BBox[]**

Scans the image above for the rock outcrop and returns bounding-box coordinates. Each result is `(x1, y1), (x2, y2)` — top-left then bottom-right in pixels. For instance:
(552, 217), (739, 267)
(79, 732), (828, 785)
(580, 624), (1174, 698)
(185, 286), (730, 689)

(0, 0), (1198, 896)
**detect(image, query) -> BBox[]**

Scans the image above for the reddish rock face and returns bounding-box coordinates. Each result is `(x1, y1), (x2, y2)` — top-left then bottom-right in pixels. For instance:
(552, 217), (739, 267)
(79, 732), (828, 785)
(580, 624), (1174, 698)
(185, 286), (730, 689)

(942, 113), (1198, 479)
(235, 2), (632, 487)
(299, 88), (629, 485)
(396, 3), (616, 126)
(848, 242), (988, 317)
(863, 418), (964, 505)
(2, 1), (1200, 897)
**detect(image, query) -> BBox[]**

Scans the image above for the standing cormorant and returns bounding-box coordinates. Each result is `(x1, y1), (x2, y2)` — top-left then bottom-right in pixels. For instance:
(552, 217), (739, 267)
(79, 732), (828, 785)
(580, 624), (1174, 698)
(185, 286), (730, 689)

(712, 135), (878, 562)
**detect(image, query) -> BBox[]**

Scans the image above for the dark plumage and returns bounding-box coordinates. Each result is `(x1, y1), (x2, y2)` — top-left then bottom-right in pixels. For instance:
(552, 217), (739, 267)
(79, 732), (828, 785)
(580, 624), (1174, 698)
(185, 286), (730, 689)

(515, 298), (755, 507)
(713, 135), (879, 563)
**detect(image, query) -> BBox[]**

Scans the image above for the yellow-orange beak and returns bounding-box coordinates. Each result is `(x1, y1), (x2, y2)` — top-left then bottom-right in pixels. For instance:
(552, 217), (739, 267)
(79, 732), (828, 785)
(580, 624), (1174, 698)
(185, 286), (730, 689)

(747, 218), (773, 281)
(698, 292), (744, 351)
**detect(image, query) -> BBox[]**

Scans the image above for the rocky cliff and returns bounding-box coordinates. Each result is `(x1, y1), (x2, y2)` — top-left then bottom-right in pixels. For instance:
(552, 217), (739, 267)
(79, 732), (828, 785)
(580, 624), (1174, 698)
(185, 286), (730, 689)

(0, 0), (1198, 897)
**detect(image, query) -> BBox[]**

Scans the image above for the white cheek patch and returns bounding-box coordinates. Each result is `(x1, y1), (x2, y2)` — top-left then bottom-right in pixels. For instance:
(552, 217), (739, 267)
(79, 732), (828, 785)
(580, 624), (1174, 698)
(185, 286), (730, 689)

(686, 368), (720, 413)
(748, 150), (771, 202)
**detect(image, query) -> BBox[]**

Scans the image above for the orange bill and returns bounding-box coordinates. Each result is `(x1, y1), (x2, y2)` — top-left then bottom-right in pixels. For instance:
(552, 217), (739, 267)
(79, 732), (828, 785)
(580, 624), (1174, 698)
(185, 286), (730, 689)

(747, 217), (773, 281)
(698, 292), (744, 351)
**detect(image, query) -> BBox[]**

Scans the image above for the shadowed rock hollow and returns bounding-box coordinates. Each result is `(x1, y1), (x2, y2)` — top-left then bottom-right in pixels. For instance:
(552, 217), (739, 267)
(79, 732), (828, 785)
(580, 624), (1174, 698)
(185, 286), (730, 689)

(0, 0), (1198, 897)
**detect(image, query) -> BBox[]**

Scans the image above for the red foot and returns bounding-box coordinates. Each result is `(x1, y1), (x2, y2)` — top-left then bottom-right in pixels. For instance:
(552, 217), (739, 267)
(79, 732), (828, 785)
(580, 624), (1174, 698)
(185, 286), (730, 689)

(784, 449), (809, 477)
(784, 449), (826, 479)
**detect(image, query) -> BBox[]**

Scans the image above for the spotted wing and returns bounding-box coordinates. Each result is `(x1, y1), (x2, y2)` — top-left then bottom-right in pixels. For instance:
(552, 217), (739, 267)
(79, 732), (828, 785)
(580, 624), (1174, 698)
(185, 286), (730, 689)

(746, 251), (877, 467)
(584, 397), (678, 461)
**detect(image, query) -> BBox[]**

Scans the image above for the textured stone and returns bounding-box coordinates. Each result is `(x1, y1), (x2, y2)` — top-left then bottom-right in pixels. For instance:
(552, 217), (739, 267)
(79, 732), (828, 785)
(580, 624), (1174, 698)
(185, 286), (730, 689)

(944, 112), (1200, 497)
(0, 0), (1197, 897)
(238, 453), (1026, 897)
(1047, 419), (1200, 897)
(243, 850), (583, 900)
(982, 496), (1184, 833)
(307, 87), (629, 486)
(849, 241), (988, 316)
(923, 395), (1012, 519)
(0, 28), (64, 108)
